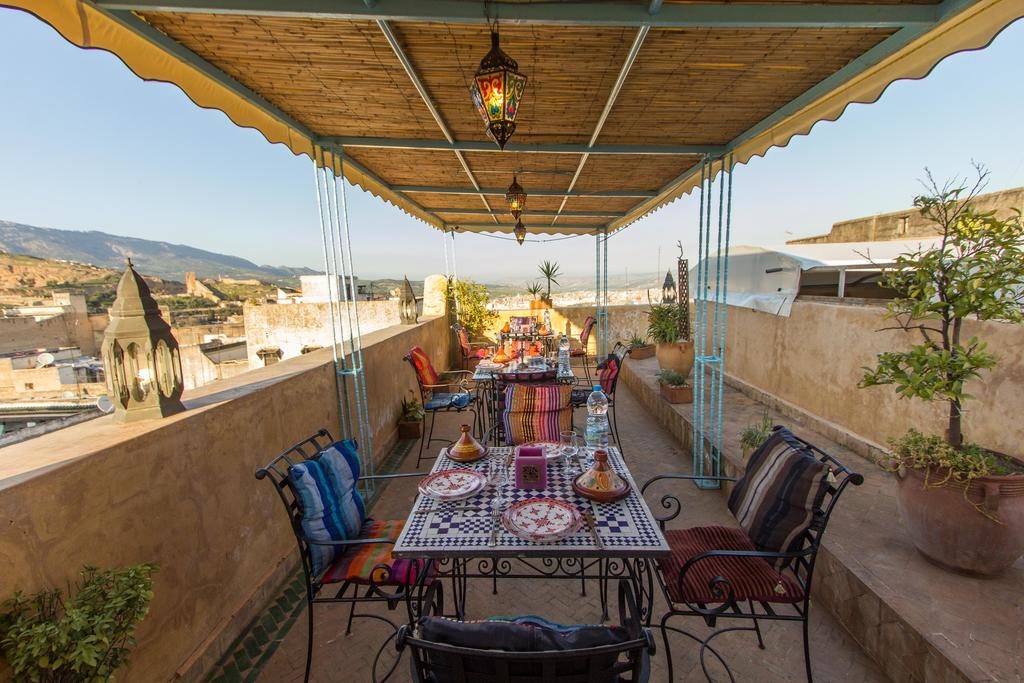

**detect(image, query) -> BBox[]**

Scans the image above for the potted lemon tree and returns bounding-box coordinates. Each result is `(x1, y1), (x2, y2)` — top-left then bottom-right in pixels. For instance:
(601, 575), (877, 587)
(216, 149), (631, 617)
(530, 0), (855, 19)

(860, 168), (1024, 576)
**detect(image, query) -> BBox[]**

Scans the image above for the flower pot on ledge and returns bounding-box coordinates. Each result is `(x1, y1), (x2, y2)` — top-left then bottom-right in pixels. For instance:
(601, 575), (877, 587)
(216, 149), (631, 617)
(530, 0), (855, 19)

(629, 344), (655, 360)
(398, 419), (423, 440)
(656, 340), (695, 377)
(659, 382), (693, 404)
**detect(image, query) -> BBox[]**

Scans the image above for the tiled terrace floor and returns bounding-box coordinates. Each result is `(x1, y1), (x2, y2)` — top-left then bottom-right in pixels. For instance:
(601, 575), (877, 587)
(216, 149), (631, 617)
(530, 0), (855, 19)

(246, 380), (885, 682)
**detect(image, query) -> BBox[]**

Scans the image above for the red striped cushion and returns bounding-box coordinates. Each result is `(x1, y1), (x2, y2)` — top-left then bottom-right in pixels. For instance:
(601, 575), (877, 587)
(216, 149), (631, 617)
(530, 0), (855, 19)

(598, 356), (619, 394)
(658, 526), (804, 605)
(501, 384), (572, 445)
(409, 346), (440, 387)
(322, 520), (429, 586)
(580, 316), (596, 346)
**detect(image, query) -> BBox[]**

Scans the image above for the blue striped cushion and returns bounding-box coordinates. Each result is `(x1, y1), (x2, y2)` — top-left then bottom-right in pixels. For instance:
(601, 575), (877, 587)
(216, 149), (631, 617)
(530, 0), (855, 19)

(289, 440), (367, 577)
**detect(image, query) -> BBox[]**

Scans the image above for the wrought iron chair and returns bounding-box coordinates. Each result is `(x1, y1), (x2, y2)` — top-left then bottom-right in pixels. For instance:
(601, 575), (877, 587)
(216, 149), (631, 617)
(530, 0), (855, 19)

(499, 382), (573, 446)
(571, 341), (628, 451)
(640, 427), (864, 683)
(404, 345), (479, 467)
(453, 323), (490, 371)
(397, 579), (655, 683)
(570, 315), (597, 384)
(255, 429), (438, 683)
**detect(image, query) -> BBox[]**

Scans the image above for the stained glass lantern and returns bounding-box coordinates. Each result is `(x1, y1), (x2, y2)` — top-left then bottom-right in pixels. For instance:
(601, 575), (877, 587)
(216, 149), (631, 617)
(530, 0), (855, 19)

(513, 220), (527, 246)
(505, 175), (527, 219)
(662, 270), (677, 304)
(472, 31), (527, 150)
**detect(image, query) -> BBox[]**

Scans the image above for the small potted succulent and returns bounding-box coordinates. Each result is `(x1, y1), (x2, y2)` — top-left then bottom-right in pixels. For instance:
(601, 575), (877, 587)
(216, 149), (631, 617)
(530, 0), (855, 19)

(626, 332), (655, 360)
(0, 564), (156, 682)
(656, 369), (692, 404)
(647, 304), (694, 377)
(398, 393), (425, 440)
(859, 168), (1024, 576)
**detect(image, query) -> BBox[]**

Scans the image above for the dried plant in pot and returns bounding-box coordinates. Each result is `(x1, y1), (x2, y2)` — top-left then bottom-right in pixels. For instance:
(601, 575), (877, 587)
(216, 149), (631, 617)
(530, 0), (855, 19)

(647, 304), (694, 376)
(399, 393), (425, 440)
(656, 369), (692, 404)
(859, 167), (1024, 576)
(626, 332), (655, 360)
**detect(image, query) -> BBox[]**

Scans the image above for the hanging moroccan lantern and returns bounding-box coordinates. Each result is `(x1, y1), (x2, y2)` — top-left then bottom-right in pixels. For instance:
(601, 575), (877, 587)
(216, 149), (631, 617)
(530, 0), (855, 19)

(505, 175), (527, 219)
(472, 31), (527, 150)
(513, 220), (526, 245)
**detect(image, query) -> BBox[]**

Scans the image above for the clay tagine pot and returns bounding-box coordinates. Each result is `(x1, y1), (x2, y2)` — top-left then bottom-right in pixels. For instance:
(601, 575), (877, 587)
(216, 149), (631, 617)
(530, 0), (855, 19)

(573, 449), (630, 502)
(501, 321), (511, 334)
(446, 425), (487, 462)
(492, 348), (510, 364)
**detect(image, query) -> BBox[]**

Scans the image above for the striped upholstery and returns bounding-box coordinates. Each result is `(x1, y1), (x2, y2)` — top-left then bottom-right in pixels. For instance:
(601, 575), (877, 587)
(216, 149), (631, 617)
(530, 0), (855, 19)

(289, 440), (367, 577)
(571, 316), (597, 357)
(408, 346), (440, 387)
(322, 519), (429, 586)
(658, 526), (804, 605)
(727, 429), (829, 568)
(597, 355), (620, 394)
(501, 384), (572, 445)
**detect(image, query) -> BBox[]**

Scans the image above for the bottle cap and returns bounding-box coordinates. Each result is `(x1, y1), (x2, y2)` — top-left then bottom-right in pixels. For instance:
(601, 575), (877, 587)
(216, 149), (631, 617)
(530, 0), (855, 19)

(593, 385), (601, 391)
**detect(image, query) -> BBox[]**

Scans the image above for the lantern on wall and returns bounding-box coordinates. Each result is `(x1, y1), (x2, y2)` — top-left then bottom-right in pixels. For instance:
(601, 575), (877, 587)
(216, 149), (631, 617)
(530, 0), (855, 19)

(400, 276), (418, 325)
(662, 270), (676, 304)
(505, 175), (527, 219)
(101, 260), (185, 422)
(472, 30), (527, 150)
(513, 220), (527, 246)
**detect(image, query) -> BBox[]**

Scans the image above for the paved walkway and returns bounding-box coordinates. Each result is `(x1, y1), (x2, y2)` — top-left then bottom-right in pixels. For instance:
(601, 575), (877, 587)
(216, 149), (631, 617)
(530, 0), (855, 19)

(252, 380), (885, 682)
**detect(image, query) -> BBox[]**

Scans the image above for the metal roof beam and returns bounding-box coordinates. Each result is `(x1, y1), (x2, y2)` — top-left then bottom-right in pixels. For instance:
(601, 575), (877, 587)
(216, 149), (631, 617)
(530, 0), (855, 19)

(375, 19), (498, 224)
(96, 1), (937, 28)
(323, 137), (722, 156)
(433, 208), (626, 218)
(393, 186), (657, 198)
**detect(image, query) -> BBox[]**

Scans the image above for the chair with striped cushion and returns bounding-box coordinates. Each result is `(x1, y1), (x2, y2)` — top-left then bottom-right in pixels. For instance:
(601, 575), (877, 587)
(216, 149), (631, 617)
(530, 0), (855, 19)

(256, 430), (438, 683)
(640, 427), (863, 683)
(500, 383), (573, 446)
(571, 342), (628, 450)
(454, 323), (490, 371)
(404, 345), (479, 467)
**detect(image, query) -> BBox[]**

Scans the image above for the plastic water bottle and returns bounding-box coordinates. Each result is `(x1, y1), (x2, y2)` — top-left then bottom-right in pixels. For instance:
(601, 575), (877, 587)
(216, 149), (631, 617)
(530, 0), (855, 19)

(558, 334), (571, 376)
(585, 385), (611, 448)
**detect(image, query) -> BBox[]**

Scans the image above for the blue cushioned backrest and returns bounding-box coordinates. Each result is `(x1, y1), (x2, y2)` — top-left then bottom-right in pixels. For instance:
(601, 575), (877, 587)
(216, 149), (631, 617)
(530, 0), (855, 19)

(289, 439), (367, 577)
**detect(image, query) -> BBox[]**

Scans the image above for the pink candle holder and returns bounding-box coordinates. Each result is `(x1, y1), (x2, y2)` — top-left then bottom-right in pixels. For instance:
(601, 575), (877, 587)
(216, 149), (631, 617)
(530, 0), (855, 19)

(514, 446), (547, 490)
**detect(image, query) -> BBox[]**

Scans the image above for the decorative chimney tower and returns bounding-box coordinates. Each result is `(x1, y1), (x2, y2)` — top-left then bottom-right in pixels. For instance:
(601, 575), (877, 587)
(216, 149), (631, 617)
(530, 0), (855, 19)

(102, 260), (185, 422)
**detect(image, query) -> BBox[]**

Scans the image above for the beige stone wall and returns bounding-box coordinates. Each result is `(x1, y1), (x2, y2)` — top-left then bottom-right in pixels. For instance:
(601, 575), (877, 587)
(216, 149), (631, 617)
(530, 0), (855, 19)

(481, 304), (654, 354)
(0, 311), (95, 355)
(0, 317), (449, 682)
(721, 300), (1024, 456)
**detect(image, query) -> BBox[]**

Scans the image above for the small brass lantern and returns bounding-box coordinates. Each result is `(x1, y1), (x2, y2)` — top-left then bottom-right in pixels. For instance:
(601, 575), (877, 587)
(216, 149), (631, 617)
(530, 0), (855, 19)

(472, 30), (527, 150)
(513, 220), (527, 246)
(101, 260), (185, 422)
(400, 276), (418, 325)
(505, 175), (527, 220)
(662, 270), (677, 304)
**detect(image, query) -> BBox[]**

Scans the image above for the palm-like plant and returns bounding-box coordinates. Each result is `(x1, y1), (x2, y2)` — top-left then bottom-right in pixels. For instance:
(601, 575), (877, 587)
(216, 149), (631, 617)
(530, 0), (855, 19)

(525, 281), (543, 299)
(538, 260), (562, 300)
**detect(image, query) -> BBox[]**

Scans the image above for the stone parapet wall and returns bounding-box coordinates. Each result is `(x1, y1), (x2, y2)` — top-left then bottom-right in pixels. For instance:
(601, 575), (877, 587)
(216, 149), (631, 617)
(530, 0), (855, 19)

(0, 316), (449, 682)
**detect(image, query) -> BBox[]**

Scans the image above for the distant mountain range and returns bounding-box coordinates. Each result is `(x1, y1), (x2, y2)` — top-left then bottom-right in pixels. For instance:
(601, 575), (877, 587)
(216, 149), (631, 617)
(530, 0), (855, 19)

(0, 220), (319, 284)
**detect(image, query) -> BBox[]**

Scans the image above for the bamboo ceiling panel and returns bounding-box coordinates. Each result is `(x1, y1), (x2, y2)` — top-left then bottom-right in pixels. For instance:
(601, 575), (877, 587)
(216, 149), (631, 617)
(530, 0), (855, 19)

(573, 154), (703, 193)
(462, 151), (579, 192)
(390, 23), (638, 145)
(599, 28), (895, 145)
(564, 197), (643, 213)
(343, 148), (467, 187)
(140, 12), (439, 138)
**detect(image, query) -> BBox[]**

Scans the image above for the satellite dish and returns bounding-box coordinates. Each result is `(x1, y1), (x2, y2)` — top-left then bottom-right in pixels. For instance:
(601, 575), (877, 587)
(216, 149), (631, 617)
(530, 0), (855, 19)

(36, 352), (55, 368)
(96, 396), (115, 414)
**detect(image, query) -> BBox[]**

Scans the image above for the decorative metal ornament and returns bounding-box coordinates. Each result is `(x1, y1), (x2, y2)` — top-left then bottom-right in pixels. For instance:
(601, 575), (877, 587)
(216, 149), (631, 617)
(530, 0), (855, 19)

(513, 220), (527, 245)
(505, 175), (527, 219)
(101, 259), (185, 422)
(472, 31), (527, 150)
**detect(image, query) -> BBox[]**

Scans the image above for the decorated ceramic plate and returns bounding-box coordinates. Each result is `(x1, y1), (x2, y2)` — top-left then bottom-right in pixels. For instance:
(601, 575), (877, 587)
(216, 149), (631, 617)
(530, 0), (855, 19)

(502, 498), (581, 544)
(518, 442), (568, 461)
(417, 469), (487, 501)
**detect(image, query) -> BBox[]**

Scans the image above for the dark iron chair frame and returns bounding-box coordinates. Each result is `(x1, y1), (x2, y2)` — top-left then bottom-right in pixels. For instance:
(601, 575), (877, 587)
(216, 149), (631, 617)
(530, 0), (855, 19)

(403, 352), (480, 468)
(255, 428), (438, 683)
(640, 427), (864, 683)
(570, 315), (598, 385)
(453, 323), (491, 372)
(571, 341), (628, 452)
(396, 579), (656, 683)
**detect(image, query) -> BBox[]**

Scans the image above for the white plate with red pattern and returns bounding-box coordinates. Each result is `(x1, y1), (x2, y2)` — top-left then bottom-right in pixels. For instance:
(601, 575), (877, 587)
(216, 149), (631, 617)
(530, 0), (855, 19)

(502, 498), (581, 543)
(417, 469), (487, 501)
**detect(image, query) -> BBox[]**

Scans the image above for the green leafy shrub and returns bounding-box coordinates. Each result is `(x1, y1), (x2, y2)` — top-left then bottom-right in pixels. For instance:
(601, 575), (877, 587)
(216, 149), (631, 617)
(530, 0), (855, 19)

(627, 332), (647, 348)
(740, 413), (774, 453)
(0, 564), (156, 682)
(400, 394), (424, 422)
(538, 261), (561, 301)
(446, 278), (497, 339)
(655, 369), (688, 387)
(646, 305), (685, 344)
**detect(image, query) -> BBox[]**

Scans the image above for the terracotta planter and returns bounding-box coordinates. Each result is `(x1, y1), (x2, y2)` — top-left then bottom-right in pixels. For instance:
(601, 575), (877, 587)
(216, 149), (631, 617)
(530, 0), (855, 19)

(529, 299), (552, 310)
(655, 340), (695, 377)
(659, 382), (693, 404)
(896, 466), (1024, 576)
(397, 420), (423, 440)
(628, 344), (655, 360)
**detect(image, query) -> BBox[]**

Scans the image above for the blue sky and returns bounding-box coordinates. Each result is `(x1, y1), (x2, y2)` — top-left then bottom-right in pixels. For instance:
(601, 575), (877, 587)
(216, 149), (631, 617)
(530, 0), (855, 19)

(0, 9), (1021, 283)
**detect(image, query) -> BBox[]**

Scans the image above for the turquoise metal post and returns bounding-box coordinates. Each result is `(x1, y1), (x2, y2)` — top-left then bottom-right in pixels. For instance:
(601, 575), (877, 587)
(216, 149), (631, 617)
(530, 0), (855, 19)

(602, 226), (609, 360)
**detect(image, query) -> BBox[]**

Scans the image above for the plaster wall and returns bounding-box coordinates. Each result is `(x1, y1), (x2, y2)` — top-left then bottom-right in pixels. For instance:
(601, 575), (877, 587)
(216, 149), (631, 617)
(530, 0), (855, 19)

(721, 300), (1024, 457)
(0, 310), (95, 355)
(0, 317), (449, 681)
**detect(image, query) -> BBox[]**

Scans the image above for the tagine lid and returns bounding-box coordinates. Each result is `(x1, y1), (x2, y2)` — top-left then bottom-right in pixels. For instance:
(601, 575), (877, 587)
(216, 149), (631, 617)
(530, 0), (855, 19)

(446, 424), (487, 462)
(572, 448), (630, 502)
